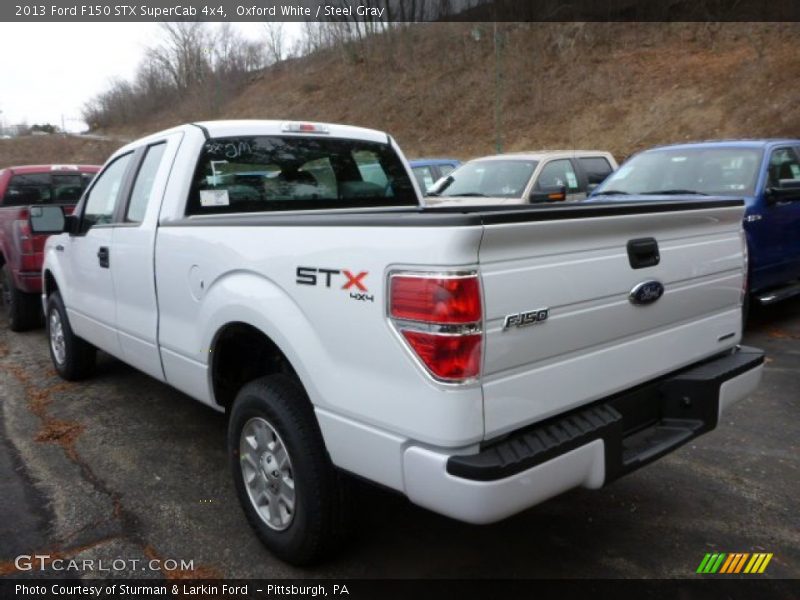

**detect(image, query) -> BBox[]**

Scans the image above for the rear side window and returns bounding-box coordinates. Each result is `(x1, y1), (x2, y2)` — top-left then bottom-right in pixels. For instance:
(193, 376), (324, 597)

(127, 143), (166, 223)
(187, 136), (417, 215)
(579, 156), (613, 182)
(2, 172), (94, 206)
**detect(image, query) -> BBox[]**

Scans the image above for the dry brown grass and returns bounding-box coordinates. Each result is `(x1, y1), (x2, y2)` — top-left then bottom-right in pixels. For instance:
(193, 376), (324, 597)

(6, 23), (800, 164)
(0, 135), (123, 169)
(219, 23), (800, 160)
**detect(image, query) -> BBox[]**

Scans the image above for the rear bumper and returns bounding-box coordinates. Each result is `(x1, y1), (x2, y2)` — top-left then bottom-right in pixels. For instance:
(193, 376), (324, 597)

(14, 270), (42, 294)
(402, 346), (764, 524)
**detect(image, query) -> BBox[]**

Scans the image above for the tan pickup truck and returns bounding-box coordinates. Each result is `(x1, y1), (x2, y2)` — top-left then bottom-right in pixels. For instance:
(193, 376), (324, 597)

(425, 150), (617, 206)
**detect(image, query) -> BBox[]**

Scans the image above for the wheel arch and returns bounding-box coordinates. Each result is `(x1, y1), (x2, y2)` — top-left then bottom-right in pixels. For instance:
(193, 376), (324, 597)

(209, 321), (302, 412)
(44, 269), (59, 299)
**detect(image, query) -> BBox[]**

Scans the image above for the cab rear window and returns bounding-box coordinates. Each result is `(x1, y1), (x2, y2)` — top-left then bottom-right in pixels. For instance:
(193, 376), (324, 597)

(186, 136), (417, 215)
(2, 172), (95, 206)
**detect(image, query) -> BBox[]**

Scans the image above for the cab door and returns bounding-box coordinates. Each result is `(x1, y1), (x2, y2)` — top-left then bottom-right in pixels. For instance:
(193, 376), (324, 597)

(62, 153), (135, 358)
(110, 134), (180, 381)
(754, 146), (800, 288)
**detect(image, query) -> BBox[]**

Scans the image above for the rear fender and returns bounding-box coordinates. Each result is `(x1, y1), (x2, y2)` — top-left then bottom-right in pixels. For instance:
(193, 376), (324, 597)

(197, 270), (329, 411)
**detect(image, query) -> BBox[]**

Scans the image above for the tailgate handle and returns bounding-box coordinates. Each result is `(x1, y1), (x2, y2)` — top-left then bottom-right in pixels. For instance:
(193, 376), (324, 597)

(97, 246), (110, 269)
(627, 238), (660, 269)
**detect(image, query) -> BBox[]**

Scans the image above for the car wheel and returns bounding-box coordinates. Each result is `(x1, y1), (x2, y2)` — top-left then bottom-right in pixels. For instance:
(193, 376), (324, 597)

(228, 374), (351, 565)
(46, 291), (96, 380)
(742, 293), (751, 332)
(1, 265), (41, 332)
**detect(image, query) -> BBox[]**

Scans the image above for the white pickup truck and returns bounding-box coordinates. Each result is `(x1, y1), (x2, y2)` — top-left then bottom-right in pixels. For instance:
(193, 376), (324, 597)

(30, 121), (764, 564)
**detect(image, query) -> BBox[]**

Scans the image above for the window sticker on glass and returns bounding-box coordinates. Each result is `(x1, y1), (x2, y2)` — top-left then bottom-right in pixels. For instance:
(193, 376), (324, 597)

(566, 171), (578, 189)
(200, 189), (230, 207)
(791, 165), (800, 178)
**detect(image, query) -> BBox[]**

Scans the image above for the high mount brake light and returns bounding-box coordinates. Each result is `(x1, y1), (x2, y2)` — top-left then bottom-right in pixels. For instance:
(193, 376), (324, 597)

(282, 122), (330, 134)
(389, 273), (483, 383)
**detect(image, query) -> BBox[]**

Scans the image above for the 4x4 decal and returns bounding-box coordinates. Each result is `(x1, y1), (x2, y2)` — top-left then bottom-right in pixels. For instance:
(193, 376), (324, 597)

(296, 267), (374, 302)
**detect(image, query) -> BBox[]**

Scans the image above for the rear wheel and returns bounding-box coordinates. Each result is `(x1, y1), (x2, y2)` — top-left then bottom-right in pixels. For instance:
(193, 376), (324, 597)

(228, 374), (351, 565)
(46, 291), (96, 380)
(1, 265), (41, 332)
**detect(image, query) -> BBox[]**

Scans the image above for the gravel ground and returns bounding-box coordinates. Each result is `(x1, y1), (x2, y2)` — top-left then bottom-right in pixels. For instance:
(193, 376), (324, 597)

(0, 299), (798, 579)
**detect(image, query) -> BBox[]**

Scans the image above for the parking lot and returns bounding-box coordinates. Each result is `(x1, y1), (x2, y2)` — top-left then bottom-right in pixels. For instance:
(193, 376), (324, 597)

(1, 299), (798, 579)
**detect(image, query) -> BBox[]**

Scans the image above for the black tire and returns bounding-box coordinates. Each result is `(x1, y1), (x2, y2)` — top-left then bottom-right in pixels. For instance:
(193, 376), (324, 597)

(742, 293), (751, 332)
(228, 374), (351, 565)
(46, 291), (96, 381)
(1, 265), (41, 332)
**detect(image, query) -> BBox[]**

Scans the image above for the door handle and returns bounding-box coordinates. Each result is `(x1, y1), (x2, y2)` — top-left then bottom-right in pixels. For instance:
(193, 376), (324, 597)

(627, 237), (660, 269)
(97, 246), (110, 268)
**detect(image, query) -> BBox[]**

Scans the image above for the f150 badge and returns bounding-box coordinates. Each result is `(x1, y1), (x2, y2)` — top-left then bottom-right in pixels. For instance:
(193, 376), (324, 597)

(503, 308), (549, 330)
(296, 266), (373, 302)
(629, 280), (665, 305)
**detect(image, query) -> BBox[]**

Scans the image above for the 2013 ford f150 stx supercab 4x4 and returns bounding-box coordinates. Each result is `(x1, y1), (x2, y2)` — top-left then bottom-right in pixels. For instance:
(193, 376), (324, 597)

(29, 121), (764, 564)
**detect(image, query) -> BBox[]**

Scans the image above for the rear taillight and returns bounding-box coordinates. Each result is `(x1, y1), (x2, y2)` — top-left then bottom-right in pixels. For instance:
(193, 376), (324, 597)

(13, 219), (34, 255)
(389, 272), (483, 383)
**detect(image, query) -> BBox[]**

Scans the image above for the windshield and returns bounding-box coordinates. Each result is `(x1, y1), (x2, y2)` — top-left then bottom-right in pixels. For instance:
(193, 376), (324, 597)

(431, 159), (537, 198)
(596, 147), (763, 197)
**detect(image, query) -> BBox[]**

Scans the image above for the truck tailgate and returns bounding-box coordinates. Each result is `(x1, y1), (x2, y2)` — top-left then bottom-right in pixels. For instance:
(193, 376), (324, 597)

(477, 201), (746, 439)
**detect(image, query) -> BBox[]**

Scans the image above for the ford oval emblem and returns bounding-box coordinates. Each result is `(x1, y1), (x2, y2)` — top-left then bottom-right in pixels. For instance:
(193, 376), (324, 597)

(629, 280), (665, 305)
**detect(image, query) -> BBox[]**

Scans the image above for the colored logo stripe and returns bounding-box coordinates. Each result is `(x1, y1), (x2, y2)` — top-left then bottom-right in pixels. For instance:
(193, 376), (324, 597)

(697, 553), (726, 573)
(744, 553), (773, 574)
(720, 553), (749, 573)
(697, 552), (773, 574)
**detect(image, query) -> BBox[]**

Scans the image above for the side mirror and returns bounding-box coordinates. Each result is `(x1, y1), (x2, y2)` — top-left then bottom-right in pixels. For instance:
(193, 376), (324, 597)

(29, 205), (70, 234)
(766, 179), (800, 205)
(529, 185), (567, 203)
(428, 174), (453, 196)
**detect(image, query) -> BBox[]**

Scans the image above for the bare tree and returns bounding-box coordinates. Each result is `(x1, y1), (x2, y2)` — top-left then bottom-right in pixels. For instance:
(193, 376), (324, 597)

(147, 22), (213, 93)
(83, 22), (266, 129)
(263, 22), (286, 64)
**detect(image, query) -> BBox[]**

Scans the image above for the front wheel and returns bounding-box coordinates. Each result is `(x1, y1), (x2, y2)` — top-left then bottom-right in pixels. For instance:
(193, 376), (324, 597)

(742, 293), (751, 331)
(228, 374), (351, 565)
(46, 291), (96, 380)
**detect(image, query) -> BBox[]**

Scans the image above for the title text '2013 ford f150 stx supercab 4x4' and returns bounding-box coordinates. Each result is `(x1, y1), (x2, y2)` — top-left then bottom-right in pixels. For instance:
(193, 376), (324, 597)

(29, 121), (764, 565)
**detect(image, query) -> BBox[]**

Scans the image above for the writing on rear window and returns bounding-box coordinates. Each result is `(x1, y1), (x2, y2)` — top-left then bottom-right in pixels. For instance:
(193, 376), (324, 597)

(187, 136), (417, 215)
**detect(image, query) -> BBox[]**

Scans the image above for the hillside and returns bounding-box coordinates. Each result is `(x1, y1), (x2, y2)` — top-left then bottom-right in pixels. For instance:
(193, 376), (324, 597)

(0, 135), (123, 169)
(3, 22), (800, 167)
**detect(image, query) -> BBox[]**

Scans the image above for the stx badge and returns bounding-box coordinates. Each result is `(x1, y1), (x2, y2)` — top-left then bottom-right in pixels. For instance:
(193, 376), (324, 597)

(296, 266), (373, 302)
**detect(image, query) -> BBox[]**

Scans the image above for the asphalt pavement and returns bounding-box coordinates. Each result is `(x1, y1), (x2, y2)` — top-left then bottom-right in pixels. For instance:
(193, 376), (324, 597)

(0, 299), (798, 579)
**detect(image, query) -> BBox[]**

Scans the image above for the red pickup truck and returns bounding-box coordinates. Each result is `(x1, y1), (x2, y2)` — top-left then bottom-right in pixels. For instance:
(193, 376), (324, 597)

(0, 165), (99, 330)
